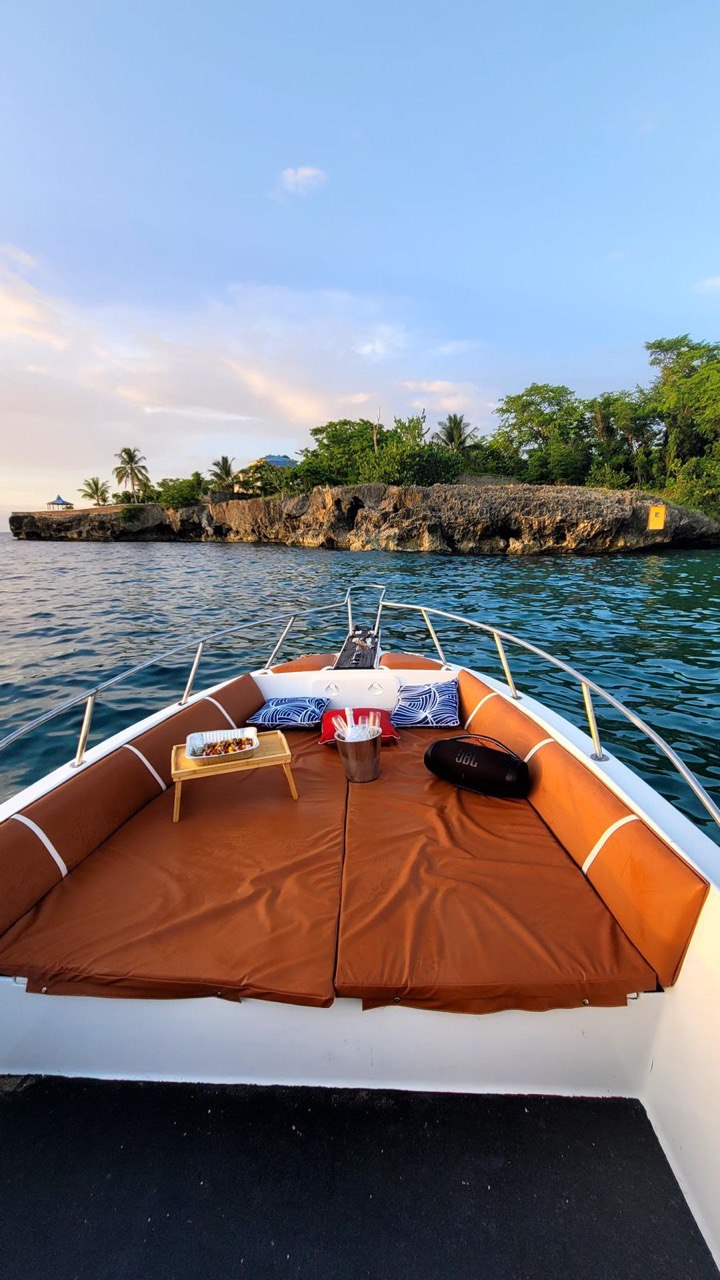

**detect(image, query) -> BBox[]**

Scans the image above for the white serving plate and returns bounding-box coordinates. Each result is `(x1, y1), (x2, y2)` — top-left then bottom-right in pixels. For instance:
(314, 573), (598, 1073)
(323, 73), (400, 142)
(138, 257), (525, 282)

(185, 726), (259, 764)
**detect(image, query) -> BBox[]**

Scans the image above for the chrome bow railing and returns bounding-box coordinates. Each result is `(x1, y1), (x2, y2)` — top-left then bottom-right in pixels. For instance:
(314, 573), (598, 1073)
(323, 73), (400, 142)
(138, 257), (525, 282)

(1, 579), (718, 834)
(370, 585), (720, 832)
(0, 590), (354, 768)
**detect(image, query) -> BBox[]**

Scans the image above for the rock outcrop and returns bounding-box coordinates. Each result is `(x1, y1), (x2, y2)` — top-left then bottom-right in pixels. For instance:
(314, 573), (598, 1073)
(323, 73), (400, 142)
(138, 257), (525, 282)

(9, 503), (175, 542)
(10, 485), (720, 554)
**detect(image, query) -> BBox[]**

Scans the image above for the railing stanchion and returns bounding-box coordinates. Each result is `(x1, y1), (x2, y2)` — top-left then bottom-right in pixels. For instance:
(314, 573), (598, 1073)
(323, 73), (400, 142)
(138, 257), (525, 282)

(494, 633), (520, 699)
(421, 609), (447, 665)
(180, 641), (204, 705)
(265, 615), (296, 671)
(72, 692), (96, 768)
(582, 682), (607, 761)
(372, 585), (386, 647)
(346, 592), (353, 635)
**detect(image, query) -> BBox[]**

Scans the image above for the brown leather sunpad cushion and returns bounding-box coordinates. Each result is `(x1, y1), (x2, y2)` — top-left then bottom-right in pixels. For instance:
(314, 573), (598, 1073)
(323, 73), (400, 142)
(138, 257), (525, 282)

(334, 729), (657, 1013)
(0, 727), (659, 1015)
(0, 733), (347, 1007)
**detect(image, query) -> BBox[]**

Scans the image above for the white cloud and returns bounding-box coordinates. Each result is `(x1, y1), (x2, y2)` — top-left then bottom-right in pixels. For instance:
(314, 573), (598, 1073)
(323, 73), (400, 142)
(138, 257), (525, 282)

(0, 243), (37, 270)
(280, 166), (327, 195)
(143, 405), (254, 421)
(0, 269), (68, 349)
(340, 391), (372, 406)
(694, 276), (720, 294)
(0, 257), (499, 522)
(353, 324), (407, 361)
(224, 360), (329, 424)
(434, 339), (481, 357)
(404, 379), (496, 421)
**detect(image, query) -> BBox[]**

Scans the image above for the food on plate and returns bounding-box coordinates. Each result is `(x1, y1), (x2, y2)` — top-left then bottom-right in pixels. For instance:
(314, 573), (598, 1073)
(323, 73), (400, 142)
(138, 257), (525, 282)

(197, 737), (254, 758)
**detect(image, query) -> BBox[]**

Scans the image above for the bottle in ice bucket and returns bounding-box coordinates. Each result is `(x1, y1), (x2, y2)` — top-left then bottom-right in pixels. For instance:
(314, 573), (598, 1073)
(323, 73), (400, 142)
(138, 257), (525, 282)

(333, 708), (382, 782)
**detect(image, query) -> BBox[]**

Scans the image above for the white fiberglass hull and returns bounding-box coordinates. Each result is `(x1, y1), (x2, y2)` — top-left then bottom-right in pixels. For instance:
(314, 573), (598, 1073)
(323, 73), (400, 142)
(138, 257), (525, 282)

(1, 662), (719, 1262)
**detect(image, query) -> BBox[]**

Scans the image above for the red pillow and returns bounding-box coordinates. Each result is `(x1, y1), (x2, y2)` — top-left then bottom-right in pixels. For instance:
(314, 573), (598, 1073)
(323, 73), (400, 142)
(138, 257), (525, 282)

(319, 708), (399, 745)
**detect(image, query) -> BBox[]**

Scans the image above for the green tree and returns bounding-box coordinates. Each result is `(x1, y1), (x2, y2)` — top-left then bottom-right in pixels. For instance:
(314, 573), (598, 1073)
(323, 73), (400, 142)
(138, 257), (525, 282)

(234, 460), (294, 496)
(465, 434), (522, 478)
(666, 443), (720, 520)
(136, 475), (158, 502)
(208, 456), (235, 487)
(78, 477), (110, 506)
(287, 412), (468, 490)
(496, 384), (588, 450)
(287, 453), (338, 492)
(156, 475), (205, 509)
(432, 412), (477, 454)
(362, 411), (464, 484)
(363, 442), (463, 485)
(494, 384), (592, 483)
(295, 419), (382, 487)
(112, 446), (150, 500)
(391, 411), (427, 446)
(645, 336), (720, 476)
(584, 389), (660, 488)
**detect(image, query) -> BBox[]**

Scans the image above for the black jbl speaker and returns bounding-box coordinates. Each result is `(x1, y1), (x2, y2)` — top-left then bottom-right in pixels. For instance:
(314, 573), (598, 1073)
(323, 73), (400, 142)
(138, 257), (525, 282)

(423, 734), (530, 799)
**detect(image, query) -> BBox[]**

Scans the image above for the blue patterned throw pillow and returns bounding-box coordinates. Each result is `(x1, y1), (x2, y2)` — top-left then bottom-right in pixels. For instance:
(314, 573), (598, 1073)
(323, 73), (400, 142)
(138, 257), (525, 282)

(248, 696), (329, 728)
(391, 679), (460, 728)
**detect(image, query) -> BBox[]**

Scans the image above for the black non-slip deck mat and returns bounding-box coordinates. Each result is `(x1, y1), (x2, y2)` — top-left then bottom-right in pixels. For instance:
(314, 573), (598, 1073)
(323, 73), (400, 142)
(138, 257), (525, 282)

(1, 1077), (717, 1280)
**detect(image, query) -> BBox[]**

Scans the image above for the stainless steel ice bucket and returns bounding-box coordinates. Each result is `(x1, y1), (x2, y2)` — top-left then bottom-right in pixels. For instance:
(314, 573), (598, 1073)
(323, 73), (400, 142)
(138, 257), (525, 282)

(335, 728), (382, 782)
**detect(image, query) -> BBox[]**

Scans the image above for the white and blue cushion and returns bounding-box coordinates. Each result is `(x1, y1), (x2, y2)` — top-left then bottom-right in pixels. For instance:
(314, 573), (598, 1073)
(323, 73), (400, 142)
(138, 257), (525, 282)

(248, 696), (329, 728)
(391, 679), (460, 728)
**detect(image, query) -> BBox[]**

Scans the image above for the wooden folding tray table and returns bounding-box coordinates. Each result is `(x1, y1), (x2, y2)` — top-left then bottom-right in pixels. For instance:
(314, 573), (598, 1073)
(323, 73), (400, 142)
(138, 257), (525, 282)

(170, 729), (298, 822)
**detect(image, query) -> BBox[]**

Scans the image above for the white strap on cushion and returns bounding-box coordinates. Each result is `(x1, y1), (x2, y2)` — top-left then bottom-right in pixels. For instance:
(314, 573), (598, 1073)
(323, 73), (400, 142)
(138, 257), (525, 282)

(582, 814), (639, 875)
(123, 743), (167, 792)
(524, 737), (554, 763)
(10, 813), (68, 878)
(464, 691), (497, 731)
(203, 696), (236, 728)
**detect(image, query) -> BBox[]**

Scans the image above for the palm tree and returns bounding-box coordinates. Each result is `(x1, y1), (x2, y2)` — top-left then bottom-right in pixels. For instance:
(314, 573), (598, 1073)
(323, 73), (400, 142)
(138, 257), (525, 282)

(79, 477), (110, 506)
(113, 446), (150, 500)
(433, 413), (477, 455)
(208, 455), (235, 487)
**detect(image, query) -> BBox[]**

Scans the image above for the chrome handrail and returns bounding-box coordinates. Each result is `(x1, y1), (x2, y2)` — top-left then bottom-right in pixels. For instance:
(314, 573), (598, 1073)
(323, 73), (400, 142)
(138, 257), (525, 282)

(370, 587), (720, 831)
(3, 579), (718, 834)
(0, 591), (352, 766)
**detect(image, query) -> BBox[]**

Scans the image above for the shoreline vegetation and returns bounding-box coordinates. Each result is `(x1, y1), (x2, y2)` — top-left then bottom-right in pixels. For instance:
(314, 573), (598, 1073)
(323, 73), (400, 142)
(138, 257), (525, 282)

(50, 335), (720, 524)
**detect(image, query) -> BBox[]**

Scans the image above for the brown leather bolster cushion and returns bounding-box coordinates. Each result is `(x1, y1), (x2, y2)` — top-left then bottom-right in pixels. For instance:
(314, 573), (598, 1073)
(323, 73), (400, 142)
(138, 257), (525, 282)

(207, 672), (266, 723)
(380, 652), (444, 670)
(457, 670), (709, 988)
(0, 680), (265, 935)
(0, 748), (160, 934)
(271, 654), (337, 673)
(130, 696), (248, 786)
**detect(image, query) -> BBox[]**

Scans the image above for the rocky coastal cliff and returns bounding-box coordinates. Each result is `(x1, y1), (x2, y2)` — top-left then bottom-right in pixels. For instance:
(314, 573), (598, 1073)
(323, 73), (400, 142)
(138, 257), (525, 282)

(10, 483), (720, 554)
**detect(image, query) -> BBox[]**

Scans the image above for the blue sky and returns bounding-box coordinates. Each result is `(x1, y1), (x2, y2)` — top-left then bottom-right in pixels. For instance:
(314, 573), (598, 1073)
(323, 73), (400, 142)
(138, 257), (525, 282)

(2, 0), (720, 518)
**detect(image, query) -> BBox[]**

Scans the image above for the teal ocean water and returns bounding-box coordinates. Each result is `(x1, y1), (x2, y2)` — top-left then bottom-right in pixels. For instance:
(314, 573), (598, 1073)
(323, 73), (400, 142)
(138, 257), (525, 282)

(1, 535), (719, 843)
